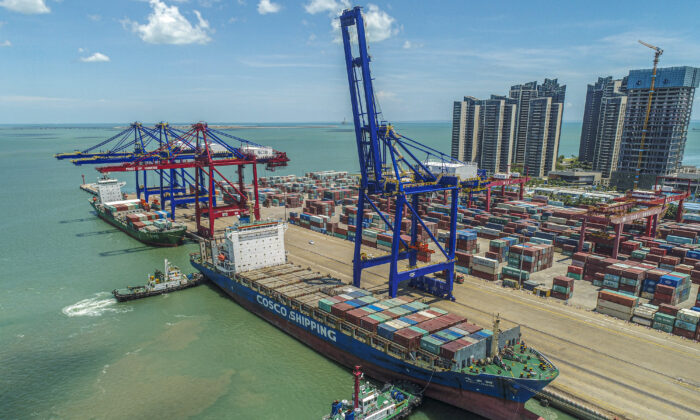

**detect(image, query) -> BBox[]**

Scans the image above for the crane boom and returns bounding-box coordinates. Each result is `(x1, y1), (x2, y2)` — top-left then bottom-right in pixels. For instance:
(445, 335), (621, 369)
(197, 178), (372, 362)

(634, 40), (663, 190)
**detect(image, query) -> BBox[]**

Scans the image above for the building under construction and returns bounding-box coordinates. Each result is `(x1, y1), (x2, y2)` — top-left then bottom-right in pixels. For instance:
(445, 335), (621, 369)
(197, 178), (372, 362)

(612, 66), (700, 189)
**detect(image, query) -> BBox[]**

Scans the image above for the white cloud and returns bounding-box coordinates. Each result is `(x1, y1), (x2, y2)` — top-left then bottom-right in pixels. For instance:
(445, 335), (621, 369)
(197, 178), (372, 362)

(126, 0), (212, 45)
(0, 40), (11, 47)
(0, 0), (49, 14)
(363, 4), (398, 42)
(403, 40), (423, 49)
(80, 52), (110, 63)
(376, 90), (398, 102)
(78, 47), (85, 53)
(304, 0), (348, 15)
(327, 4), (397, 43)
(87, 14), (101, 21)
(257, 0), (280, 15)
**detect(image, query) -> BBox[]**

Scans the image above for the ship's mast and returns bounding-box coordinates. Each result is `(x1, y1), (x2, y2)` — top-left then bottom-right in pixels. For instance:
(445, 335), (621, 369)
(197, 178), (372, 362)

(491, 314), (500, 357)
(353, 365), (362, 410)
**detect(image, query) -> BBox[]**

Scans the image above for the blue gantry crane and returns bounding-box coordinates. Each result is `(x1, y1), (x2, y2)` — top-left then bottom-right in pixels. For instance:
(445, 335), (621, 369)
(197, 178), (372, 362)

(340, 7), (487, 300)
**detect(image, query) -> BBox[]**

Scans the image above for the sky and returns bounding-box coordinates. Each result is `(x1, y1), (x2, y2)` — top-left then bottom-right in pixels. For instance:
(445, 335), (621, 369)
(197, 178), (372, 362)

(0, 0), (699, 124)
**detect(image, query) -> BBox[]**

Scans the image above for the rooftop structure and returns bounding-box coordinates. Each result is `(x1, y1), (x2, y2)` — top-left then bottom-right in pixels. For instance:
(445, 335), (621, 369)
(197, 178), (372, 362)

(547, 170), (602, 186)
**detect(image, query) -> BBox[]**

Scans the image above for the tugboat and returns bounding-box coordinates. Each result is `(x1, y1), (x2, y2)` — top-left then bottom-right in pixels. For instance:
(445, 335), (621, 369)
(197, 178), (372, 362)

(323, 366), (421, 420)
(113, 259), (204, 302)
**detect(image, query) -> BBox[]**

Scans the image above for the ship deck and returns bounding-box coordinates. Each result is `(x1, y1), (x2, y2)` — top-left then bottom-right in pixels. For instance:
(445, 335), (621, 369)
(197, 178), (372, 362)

(235, 262), (556, 384)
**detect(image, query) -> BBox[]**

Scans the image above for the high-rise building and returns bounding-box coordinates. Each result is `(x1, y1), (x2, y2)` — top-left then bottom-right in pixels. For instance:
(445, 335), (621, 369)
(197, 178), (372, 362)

(510, 79), (566, 165)
(612, 66), (700, 189)
(450, 96), (516, 175)
(592, 89), (627, 181)
(451, 97), (480, 162)
(579, 76), (614, 164)
(578, 76), (628, 182)
(509, 82), (537, 164)
(452, 79), (564, 177)
(523, 97), (563, 177)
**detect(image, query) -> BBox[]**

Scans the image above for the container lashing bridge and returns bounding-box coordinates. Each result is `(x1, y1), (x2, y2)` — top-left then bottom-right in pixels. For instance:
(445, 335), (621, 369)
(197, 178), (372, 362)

(94, 122), (289, 238)
(340, 7), (488, 300)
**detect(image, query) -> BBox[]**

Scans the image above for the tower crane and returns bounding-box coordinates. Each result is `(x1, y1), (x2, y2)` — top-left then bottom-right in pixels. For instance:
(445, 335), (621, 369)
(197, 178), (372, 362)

(634, 40), (663, 190)
(339, 7), (488, 300)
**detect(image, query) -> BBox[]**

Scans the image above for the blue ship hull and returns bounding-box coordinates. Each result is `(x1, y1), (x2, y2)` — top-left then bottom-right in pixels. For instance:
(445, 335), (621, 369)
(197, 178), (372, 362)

(191, 260), (551, 420)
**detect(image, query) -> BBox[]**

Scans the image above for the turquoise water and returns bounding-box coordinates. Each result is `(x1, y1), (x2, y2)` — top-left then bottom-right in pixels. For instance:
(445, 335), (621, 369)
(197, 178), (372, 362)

(5, 120), (696, 419)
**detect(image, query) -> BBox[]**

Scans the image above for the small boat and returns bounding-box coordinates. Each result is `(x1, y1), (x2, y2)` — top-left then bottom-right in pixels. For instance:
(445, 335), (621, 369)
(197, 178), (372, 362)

(323, 366), (421, 420)
(113, 259), (204, 302)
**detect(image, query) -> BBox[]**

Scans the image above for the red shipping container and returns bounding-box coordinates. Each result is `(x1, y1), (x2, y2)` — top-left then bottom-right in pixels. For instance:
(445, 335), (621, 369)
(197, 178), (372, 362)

(331, 302), (353, 318)
(454, 322), (482, 334)
(393, 327), (423, 350)
(359, 316), (382, 333)
(346, 308), (369, 326)
(567, 265), (583, 275)
(672, 327), (696, 340)
(404, 313), (429, 324)
(655, 284), (675, 296)
(598, 290), (636, 307)
(440, 338), (473, 359)
(658, 303), (679, 316)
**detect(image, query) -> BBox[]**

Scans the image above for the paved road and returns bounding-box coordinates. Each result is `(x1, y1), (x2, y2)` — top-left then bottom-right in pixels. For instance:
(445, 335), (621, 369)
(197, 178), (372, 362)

(285, 225), (700, 420)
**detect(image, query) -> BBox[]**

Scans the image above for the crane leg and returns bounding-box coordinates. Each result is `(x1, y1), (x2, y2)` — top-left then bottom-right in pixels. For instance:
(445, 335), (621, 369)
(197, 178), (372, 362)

(353, 191), (366, 288)
(389, 195), (405, 298)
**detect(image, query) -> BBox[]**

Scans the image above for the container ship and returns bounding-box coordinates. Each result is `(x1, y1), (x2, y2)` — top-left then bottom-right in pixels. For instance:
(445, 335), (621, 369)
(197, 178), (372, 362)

(91, 178), (187, 247)
(190, 221), (558, 420)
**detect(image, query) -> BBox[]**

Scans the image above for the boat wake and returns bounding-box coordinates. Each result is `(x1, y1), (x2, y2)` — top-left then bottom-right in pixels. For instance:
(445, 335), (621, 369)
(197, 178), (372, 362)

(62, 292), (133, 317)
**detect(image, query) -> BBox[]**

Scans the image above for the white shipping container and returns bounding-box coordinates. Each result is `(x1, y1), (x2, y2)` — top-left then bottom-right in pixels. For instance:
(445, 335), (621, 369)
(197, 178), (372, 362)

(473, 256), (498, 268)
(418, 310), (436, 319)
(596, 305), (632, 321)
(631, 316), (653, 327)
(597, 299), (635, 314)
(677, 309), (700, 324)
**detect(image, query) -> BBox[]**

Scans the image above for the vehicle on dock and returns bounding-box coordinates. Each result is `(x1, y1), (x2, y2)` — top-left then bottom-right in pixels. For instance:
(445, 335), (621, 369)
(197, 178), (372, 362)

(323, 366), (421, 420)
(91, 178), (187, 247)
(112, 259), (203, 302)
(190, 220), (559, 420)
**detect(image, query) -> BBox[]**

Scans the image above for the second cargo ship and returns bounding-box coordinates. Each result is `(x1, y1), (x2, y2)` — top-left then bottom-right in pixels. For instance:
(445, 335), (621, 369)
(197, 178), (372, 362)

(90, 178), (187, 247)
(190, 221), (558, 420)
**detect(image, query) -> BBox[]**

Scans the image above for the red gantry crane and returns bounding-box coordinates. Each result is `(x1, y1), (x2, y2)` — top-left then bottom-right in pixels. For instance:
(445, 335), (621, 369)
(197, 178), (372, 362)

(577, 185), (689, 258)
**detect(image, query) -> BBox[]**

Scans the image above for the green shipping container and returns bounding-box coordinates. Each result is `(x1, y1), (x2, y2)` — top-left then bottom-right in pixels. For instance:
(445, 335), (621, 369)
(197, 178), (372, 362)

(420, 336), (443, 355)
(409, 326), (428, 336)
(652, 322), (673, 333)
(653, 312), (676, 326)
(318, 299), (334, 313)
